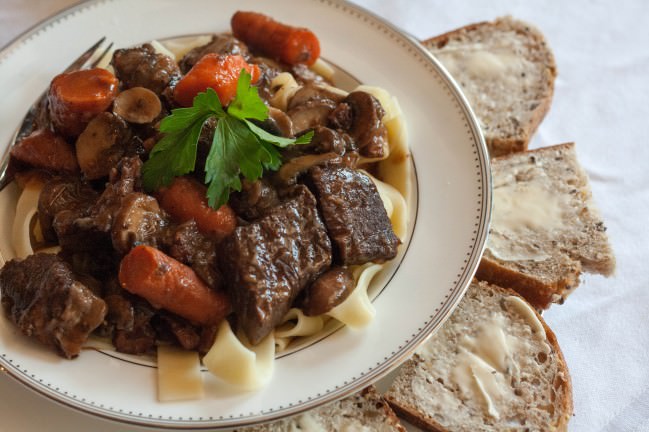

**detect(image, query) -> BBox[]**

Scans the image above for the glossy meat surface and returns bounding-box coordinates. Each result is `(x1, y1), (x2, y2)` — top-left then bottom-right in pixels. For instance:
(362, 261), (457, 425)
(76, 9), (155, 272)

(221, 186), (332, 344)
(111, 44), (180, 95)
(0, 254), (107, 358)
(309, 166), (399, 265)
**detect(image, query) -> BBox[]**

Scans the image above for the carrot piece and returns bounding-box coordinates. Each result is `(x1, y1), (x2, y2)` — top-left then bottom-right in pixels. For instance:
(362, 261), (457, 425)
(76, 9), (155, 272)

(231, 11), (321, 66)
(157, 176), (237, 239)
(119, 245), (231, 326)
(172, 54), (260, 107)
(10, 129), (79, 173)
(48, 68), (119, 136)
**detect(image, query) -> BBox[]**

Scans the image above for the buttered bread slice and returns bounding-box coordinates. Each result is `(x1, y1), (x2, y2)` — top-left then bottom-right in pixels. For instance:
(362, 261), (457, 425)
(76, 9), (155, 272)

(236, 386), (405, 432)
(384, 280), (572, 432)
(423, 17), (556, 156)
(477, 142), (615, 309)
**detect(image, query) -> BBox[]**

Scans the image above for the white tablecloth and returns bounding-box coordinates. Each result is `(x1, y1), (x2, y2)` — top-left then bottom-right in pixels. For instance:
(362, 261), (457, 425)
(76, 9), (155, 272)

(0, 1), (647, 431)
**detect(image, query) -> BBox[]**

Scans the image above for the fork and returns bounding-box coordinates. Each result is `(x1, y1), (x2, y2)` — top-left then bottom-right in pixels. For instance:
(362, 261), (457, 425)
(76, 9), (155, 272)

(0, 37), (114, 191)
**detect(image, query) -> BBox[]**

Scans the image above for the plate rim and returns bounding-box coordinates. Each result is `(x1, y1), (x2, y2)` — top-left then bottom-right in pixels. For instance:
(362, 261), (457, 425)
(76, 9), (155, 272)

(0, 0), (492, 428)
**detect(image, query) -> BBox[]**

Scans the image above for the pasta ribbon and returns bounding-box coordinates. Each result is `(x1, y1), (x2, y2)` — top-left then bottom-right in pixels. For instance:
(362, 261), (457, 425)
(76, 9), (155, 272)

(377, 97), (411, 200)
(203, 320), (275, 391)
(12, 181), (43, 259)
(309, 58), (335, 81)
(150, 40), (177, 61)
(354, 85), (398, 123)
(161, 36), (213, 61)
(274, 308), (325, 352)
(366, 172), (409, 240)
(326, 263), (383, 328)
(157, 345), (204, 401)
(269, 72), (300, 111)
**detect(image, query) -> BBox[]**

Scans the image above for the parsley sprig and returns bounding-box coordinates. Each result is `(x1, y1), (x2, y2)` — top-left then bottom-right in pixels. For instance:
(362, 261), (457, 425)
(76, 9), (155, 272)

(142, 69), (312, 208)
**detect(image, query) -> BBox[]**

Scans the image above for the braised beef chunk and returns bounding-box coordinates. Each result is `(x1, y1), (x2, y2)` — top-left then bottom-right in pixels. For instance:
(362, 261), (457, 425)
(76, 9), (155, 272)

(111, 44), (180, 95)
(0, 254), (107, 359)
(38, 178), (99, 242)
(157, 313), (201, 351)
(84, 156), (144, 232)
(104, 292), (135, 332)
(254, 62), (283, 102)
(229, 179), (279, 221)
(179, 35), (251, 73)
(109, 155), (143, 193)
(50, 156), (168, 256)
(300, 267), (354, 316)
(221, 186), (332, 344)
(308, 166), (399, 265)
(166, 221), (222, 290)
(112, 299), (156, 355)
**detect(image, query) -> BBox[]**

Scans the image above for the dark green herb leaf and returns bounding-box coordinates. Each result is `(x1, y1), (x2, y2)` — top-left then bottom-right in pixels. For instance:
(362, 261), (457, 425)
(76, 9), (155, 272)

(205, 117), (269, 208)
(142, 69), (314, 209)
(244, 120), (314, 148)
(142, 113), (211, 190)
(228, 69), (268, 122)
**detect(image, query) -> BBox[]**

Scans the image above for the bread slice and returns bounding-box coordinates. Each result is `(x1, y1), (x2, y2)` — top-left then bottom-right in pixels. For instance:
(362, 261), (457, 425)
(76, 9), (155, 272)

(423, 17), (557, 156)
(236, 386), (405, 431)
(384, 280), (572, 432)
(476, 142), (615, 309)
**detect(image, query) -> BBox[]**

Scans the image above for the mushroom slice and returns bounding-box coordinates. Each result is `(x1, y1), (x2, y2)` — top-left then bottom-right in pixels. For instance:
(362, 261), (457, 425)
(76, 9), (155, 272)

(113, 87), (162, 124)
(288, 99), (337, 134)
(287, 84), (345, 110)
(75, 112), (130, 180)
(267, 107), (294, 137)
(277, 152), (340, 184)
(332, 91), (389, 159)
(111, 193), (166, 254)
(300, 267), (354, 316)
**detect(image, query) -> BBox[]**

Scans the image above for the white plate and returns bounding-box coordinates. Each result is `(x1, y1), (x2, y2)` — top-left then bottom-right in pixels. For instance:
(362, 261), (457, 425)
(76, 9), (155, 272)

(0, 0), (490, 428)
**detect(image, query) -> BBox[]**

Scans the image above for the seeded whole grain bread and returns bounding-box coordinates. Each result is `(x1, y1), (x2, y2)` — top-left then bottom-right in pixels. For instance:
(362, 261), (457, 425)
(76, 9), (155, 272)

(476, 142), (615, 309)
(384, 280), (572, 432)
(423, 17), (557, 157)
(236, 386), (405, 432)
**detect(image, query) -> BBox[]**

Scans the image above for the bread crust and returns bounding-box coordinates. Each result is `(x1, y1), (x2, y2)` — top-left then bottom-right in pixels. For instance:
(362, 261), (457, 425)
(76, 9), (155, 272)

(361, 386), (407, 432)
(476, 255), (580, 309)
(423, 17), (557, 157)
(480, 142), (615, 309)
(384, 281), (573, 431)
(236, 385), (405, 431)
(488, 283), (573, 432)
(386, 388), (449, 432)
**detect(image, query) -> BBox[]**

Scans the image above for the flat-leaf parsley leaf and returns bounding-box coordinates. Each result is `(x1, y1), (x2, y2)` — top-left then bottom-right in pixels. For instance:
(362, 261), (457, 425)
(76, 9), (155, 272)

(142, 69), (313, 208)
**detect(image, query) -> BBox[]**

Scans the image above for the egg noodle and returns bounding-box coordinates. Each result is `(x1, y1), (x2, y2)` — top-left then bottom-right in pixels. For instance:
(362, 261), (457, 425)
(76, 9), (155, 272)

(8, 39), (411, 399)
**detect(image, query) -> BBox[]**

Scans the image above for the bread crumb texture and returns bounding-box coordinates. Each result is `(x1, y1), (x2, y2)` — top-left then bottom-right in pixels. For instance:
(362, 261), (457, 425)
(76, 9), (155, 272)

(478, 143), (615, 309)
(235, 386), (405, 432)
(385, 281), (572, 432)
(424, 17), (557, 156)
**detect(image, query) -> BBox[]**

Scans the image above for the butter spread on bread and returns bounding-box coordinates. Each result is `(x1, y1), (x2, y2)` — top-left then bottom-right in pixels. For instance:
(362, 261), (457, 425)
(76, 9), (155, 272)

(477, 143), (615, 309)
(423, 17), (556, 157)
(385, 281), (572, 432)
(490, 173), (568, 262)
(235, 386), (405, 432)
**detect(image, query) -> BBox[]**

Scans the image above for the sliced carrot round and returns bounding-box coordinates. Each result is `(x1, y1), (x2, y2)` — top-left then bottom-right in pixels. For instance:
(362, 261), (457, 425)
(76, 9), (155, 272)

(48, 68), (119, 136)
